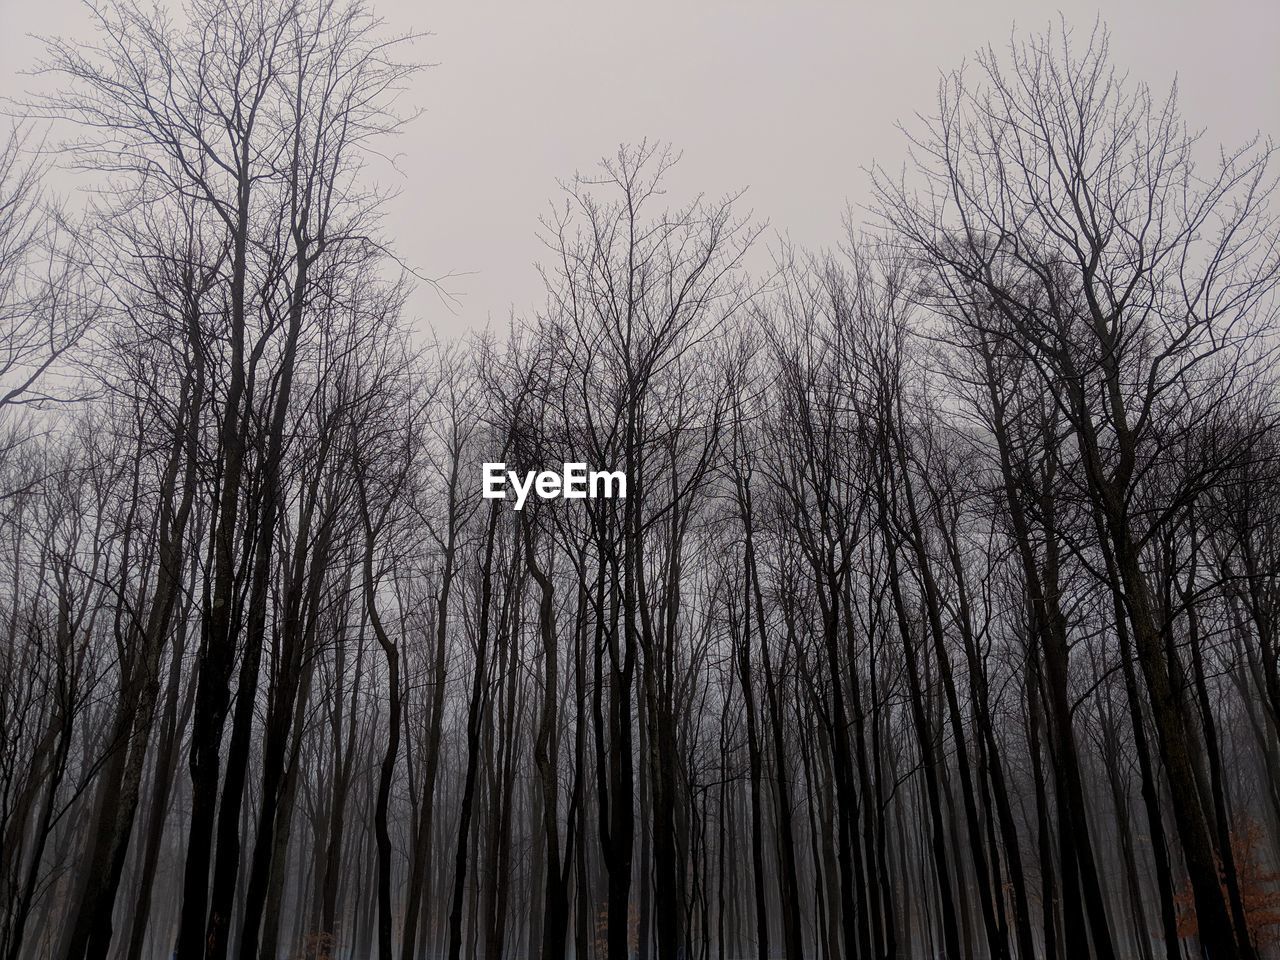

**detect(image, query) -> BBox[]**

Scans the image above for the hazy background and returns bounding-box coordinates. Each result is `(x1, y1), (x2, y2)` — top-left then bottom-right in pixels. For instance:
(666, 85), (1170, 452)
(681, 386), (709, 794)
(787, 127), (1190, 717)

(2, 0), (1277, 338)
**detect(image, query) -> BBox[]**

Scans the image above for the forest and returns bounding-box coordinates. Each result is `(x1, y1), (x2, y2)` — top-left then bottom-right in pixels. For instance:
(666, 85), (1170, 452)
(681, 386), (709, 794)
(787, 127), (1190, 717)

(1, 2), (1279, 959)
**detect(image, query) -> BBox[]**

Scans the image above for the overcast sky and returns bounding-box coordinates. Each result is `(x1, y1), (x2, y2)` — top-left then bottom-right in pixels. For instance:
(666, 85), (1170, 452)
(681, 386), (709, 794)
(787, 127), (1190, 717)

(2, 0), (1278, 338)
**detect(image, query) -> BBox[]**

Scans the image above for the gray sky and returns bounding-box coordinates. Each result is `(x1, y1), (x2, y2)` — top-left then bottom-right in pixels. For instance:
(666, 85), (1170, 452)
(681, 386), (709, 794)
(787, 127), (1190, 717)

(2, 0), (1278, 338)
